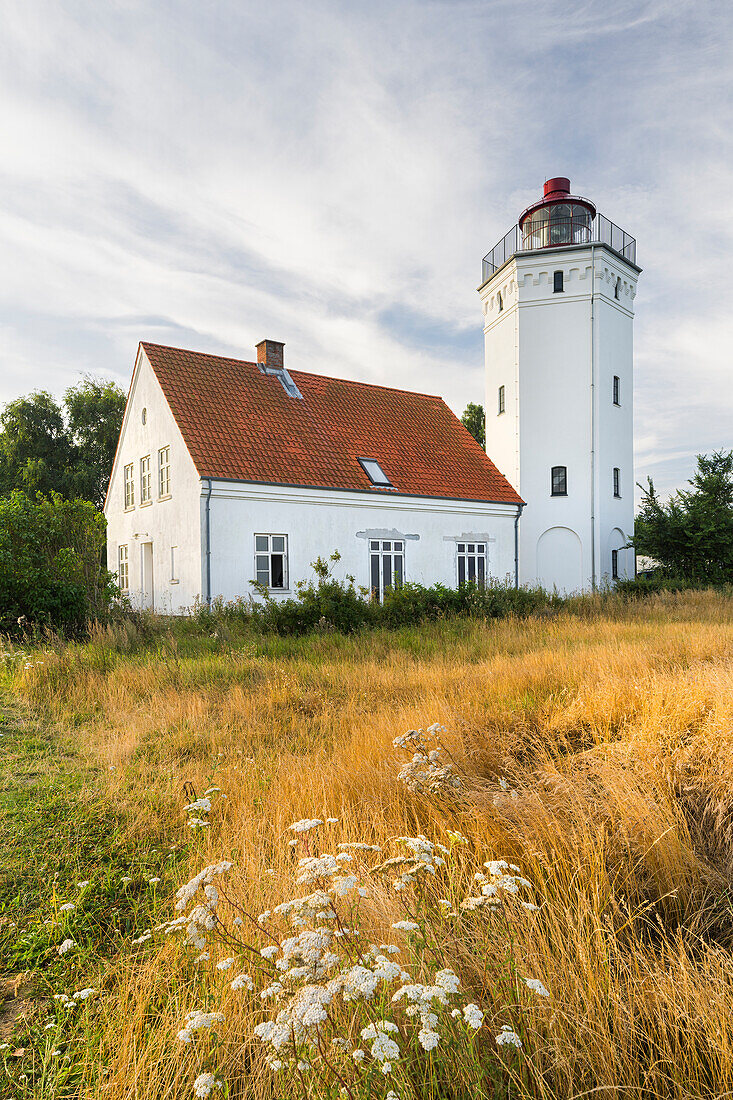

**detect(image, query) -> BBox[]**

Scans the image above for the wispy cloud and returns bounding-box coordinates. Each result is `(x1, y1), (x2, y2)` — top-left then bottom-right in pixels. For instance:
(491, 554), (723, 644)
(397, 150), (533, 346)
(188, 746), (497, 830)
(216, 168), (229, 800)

(0, 0), (730, 498)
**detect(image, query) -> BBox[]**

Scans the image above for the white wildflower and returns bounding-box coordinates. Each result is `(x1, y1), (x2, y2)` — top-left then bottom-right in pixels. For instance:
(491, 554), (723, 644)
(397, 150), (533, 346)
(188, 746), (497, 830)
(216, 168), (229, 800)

(184, 797), (212, 814)
(525, 977), (550, 997)
(148, 877), (161, 885)
(352, 1048), (365, 1062)
(76, 881), (90, 889)
(260, 945), (279, 960)
(121, 876), (133, 885)
(418, 1028), (440, 1050)
(188, 818), (211, 828)
(231, 973), (254, 991)
(72, 988), (96, 1000)
(193, 1071), (222, 1098)
(496, 1025), (522, 1048)
(57, 938), (75, 956)
(216, 958), (235, 970)
(59, 903), (75, 912)
(463, 1003), (484, 1029)
(288, 819), (323, 833)
(194, 952), (210, 962)
(326, 818), (339, 824)
(391, 920), (419, 932)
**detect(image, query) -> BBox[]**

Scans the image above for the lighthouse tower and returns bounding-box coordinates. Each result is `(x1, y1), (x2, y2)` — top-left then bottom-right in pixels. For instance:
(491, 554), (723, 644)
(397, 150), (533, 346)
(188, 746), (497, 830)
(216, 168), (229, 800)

(479, 178), (640, 591)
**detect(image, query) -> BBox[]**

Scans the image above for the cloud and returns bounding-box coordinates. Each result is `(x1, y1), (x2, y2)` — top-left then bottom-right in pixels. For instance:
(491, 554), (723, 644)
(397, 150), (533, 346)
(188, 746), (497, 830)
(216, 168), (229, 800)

(0, 0), (730, 500)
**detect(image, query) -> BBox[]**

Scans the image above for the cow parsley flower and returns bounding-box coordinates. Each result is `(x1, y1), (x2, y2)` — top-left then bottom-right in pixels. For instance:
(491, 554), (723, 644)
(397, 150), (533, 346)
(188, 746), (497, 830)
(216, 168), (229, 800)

(57, 939), (75, 955)
(418, 1028), (440, 1050)
(59, 903), (75, 913)
(231, 973), (254, 991)
(184, 797), (212, 814)
(352, 1048), (365, 1062)
(148, 877), (161, 885)
(72, 988), (96, 1000)
(216, 958), (235, 970)
(76, 881), (90, 889)
(289, 819), (323, 834)
(193, 1072), (222, 1098)
(260, 945), (279, 960)
(391, 920), (419, 932)
(496, 1025), (522, 1048)
(525, 977), (549, 997)
(463, 1003), (484, 1029)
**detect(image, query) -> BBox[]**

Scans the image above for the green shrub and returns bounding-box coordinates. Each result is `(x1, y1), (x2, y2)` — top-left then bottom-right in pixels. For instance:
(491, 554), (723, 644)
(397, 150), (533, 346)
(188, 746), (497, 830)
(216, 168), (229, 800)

(0, 491), (115, 635)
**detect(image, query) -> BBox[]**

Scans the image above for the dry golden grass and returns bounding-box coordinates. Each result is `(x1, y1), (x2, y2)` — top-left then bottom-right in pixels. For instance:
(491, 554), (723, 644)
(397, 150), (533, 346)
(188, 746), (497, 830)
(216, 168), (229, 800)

(16, 590), (733, 1099)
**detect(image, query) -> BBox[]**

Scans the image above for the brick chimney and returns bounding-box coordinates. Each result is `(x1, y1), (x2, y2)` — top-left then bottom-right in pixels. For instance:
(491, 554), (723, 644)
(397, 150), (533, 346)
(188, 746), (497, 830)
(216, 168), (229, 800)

(256, 339), (284, 372)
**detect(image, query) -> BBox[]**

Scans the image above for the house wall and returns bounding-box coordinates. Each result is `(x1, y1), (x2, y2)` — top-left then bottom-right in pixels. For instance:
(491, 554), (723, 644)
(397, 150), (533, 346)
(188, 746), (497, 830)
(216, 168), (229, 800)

(104, 349), (203, 612)
(481, 243), (638, 591)
(204, 481), (519, 604)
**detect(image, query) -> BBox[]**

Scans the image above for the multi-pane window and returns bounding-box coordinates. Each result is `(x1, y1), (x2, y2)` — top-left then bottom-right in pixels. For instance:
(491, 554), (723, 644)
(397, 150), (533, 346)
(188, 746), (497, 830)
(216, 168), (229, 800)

(551, 465), (567, 496)
(124, 463), (135, 509)
(370, 540), (404, 602)
(498, 385), (505, 415)
(613, 467), (621, 497)
(118, 545), (129, 593)
(158, 446), (171, 496)
(553, 270), (564, 293)
(140, 455), (152, 503)
(457, 543), (487, 588)
(613, 375), (620, 405)
(255, 534), (288, 589)
(611, 549), (619, 580)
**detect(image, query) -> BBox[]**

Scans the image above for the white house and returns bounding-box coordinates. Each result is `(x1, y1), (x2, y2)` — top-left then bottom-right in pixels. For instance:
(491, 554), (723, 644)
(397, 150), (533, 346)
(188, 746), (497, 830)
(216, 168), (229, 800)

(479, 177), (639, 590)
(105, 339), (523, 612)
(105, 176), (639, 606)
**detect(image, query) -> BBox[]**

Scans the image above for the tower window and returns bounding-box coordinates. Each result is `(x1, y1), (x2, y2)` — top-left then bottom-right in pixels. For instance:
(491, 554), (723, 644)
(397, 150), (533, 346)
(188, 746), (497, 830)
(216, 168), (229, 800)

(498, 385), (505, 415)
(551, 466), (567, 496)
(613, 375), (620, 406)
(611, 549), (619, 580)
(369, 539), (404, 603)
(553, 270), (564, 293)
(613, 467), (621, 497)
(497, 291), (503, 312)
(614, 278), (621, 300)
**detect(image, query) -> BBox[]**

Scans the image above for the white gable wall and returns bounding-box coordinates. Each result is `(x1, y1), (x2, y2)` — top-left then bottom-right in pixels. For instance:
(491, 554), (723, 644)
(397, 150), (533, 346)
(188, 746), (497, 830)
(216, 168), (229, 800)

(204, 481), (518, 603)
(105, 349), (203, 612)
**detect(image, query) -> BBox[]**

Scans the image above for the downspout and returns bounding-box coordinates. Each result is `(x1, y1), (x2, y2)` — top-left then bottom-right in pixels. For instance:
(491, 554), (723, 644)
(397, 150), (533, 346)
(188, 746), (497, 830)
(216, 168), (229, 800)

(204, 478), (213, 606)
(590, 244), (597, 590)
(514, 503), (524, 589)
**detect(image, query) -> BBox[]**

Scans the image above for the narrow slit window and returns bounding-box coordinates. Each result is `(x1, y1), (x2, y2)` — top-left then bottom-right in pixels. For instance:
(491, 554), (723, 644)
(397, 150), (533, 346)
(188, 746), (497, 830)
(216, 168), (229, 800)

(611, 548), (619, 580)
(254, 534), (288, 590)
(369, 539), (404, 603)
(158, 446), (171, 496)
(551, 466), (567, 496)
(170, 545), (178, 583)
(553, 270), (564, 293)
(613, 375), (620, 406)
(457, 542), (487, 589)
(613, 467), (621, 498)
(140, 455), (151, 503)
(118, 544), (129, 593)
(358, 458), (391, 486)
(614, 278), (621, 300)
(497, 291), (503, 312)
(498, 385), (505, 415)
(124, 463), (135, 509)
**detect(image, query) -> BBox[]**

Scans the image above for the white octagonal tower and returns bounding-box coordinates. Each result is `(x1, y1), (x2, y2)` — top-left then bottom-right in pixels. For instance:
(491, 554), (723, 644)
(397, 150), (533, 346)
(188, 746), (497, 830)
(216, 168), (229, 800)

(479, 177), (640, 592)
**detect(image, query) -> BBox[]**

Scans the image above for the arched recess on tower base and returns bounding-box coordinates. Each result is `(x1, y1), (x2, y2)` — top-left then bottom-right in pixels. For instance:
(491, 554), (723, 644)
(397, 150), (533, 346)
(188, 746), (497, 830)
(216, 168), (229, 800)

(607, 527), (631, 581)
(536, 526), (583, 593)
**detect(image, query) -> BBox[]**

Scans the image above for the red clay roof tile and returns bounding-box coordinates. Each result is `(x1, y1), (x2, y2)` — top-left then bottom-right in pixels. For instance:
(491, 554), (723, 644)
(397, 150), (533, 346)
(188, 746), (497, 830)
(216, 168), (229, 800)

(141, 342), (522, 505)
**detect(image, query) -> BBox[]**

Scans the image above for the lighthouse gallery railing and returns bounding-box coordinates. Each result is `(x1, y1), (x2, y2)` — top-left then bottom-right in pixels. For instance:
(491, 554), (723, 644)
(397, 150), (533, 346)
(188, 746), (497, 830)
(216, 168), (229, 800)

(481, 213), (637, 283)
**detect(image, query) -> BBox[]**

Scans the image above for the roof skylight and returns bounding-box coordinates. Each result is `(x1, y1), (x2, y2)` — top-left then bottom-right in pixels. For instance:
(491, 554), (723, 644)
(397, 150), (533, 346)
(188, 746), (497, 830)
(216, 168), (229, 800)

(358, 457), (391, 486)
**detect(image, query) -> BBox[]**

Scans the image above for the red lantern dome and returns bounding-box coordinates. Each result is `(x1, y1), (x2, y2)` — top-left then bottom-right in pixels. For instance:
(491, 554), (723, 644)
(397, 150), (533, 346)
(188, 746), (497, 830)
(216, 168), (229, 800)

(519, 178), (596, 250)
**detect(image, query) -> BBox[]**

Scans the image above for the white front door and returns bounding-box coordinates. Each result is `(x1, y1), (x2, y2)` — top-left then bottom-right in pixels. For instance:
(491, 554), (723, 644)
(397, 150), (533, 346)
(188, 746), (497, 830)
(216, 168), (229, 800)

(141, 542), (154, 610)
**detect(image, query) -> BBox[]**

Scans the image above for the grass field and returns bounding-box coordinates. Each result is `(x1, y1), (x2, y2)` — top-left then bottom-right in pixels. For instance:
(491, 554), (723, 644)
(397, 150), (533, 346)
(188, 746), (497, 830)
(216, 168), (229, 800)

(2, 590), (733, 1099)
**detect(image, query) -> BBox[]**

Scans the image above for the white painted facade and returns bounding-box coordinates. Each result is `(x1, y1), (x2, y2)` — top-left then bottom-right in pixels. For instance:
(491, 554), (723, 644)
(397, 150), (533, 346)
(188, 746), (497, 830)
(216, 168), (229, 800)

(105, 348), (520, 612)
(480, 241), (639, 591)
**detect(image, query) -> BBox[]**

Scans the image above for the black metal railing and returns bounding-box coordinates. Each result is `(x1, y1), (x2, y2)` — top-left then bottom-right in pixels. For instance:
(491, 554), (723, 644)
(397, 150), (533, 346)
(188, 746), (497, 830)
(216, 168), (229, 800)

(481, 213), (636, 282)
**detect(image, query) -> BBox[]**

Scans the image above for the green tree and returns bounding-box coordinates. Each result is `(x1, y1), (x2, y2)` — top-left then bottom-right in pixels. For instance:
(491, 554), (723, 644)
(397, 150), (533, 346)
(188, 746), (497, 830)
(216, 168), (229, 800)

(0, 391), (71, 497)
(0, 491), (114, 633)
(461, 402), (485, 449)
(633, 450), (733, 584)
(64, 377), (127, 508)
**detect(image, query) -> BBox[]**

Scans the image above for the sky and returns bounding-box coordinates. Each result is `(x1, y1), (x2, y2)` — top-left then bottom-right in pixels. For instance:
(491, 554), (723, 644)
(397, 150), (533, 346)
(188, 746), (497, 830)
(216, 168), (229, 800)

(1, 0), (731, 500)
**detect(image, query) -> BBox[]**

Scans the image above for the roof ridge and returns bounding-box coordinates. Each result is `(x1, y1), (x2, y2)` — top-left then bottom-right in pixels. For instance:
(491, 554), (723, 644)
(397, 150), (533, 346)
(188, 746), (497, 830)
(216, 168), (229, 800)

(141, 341), (443, 402)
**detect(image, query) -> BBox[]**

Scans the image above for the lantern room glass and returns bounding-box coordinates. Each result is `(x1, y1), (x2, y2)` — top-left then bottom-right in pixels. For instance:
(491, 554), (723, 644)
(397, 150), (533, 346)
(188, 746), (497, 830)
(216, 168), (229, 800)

(522, 203), (593, 250)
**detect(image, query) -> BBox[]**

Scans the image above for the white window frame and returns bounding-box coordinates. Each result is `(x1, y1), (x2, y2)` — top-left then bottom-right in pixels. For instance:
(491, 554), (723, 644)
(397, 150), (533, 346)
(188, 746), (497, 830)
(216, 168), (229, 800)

(457, 541), (488, 588)
(118, 544), (129, 593)
(369, 539), (404, 602)
(140, 455), (152, 504)
(158, 446), (171, 497)
(254, 534), (288, 590)
(124, 463), (135, 509)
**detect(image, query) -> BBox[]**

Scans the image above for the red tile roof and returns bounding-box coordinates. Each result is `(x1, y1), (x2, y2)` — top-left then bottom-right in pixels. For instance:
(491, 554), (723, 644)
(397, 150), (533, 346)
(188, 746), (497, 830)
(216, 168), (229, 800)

(141, 342), (523, 505)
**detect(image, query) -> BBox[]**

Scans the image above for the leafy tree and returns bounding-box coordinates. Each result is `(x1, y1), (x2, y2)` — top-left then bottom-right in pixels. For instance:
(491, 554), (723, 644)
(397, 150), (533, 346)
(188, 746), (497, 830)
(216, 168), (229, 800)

(461, 403), (485, 449)
(0, 377), (126, 507)
(0, 491), (115, 634)
(64, 377), (127, 508)
(633, 450), (733, 584)
(0, 392), (71, 497)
